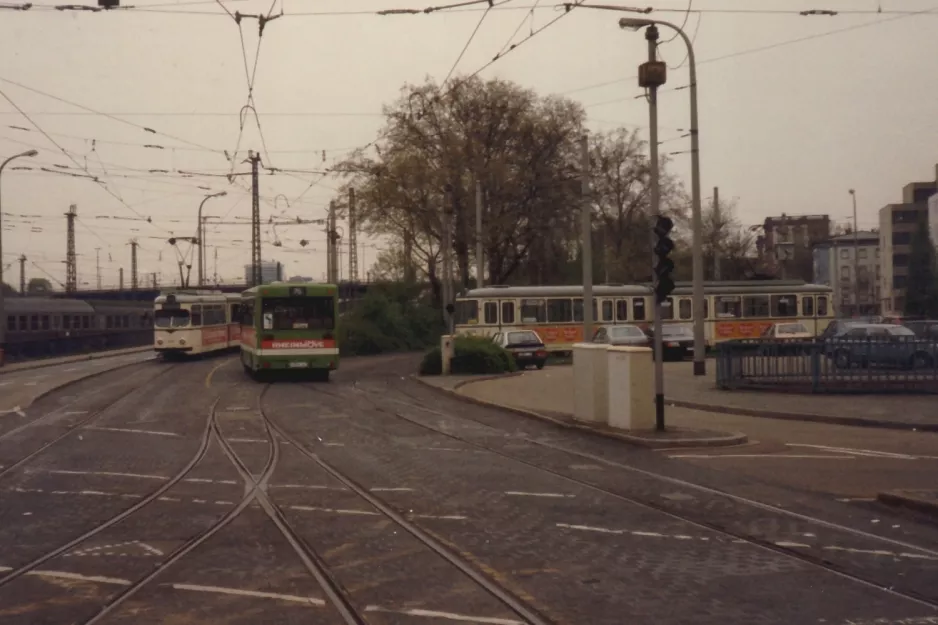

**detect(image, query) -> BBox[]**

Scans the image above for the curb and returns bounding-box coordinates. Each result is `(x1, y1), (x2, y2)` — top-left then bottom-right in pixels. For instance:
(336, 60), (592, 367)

(415, 376), (747, 450)
(0, 346), (153, 378)
(19, 357), (160, 413)
(877, 490), (938, 519)
(668, 398), (938, 433)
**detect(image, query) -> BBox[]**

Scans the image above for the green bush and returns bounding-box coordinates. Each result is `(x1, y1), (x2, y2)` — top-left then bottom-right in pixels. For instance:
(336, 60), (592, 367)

(419, 335), (517, 376)
(340, 282), (444, 357)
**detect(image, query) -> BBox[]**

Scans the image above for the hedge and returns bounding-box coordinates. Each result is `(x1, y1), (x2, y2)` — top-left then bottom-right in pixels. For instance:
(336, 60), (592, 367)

(419, 335), (517, 376)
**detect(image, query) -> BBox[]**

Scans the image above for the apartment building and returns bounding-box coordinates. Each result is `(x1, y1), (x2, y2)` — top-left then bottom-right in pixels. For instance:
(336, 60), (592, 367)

(812, 231), (880, 316)
(878, 166), (938, 314)
(759, 214), (831, 280)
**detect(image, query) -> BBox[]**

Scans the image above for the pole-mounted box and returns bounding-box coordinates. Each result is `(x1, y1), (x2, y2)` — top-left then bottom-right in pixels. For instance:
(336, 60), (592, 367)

(638, 61), (667, 88)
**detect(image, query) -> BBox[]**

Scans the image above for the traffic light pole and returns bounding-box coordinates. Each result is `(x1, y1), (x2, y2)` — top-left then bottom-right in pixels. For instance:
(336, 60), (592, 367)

(643, 24), (667, 432)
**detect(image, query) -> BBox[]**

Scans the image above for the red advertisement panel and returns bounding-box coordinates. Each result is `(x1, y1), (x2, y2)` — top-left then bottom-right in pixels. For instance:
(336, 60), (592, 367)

(201, 327), (229, 346)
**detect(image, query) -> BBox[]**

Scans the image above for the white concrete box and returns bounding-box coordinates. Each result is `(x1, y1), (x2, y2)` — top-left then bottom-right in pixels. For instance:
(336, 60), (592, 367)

(606, 346), (654, 431)
(573, 343), (609, 424)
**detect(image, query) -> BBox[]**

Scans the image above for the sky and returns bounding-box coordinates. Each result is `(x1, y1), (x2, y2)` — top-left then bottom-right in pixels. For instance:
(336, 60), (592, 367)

(0, 0), (936, 290)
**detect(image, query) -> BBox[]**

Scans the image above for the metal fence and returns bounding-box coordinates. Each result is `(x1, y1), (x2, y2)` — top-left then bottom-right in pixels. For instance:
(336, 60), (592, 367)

(716, 337), (938, 394)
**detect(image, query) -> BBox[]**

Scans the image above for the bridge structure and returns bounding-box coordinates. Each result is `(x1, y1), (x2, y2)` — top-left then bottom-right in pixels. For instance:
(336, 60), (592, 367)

(50, 282), (372, 303)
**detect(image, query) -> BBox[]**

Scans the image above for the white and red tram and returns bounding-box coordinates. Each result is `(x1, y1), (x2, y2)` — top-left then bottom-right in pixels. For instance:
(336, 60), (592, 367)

(153, 291), (241, 357)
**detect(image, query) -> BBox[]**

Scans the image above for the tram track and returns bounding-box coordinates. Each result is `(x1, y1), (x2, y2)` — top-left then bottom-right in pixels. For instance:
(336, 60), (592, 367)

(335, 379), (938, 612)
(0, 363), (179, 482)
(258, 383), (559, 625)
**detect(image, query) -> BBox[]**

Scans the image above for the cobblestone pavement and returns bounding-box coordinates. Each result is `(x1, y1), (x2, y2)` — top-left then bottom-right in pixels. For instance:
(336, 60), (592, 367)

(1, 353), (937, 624)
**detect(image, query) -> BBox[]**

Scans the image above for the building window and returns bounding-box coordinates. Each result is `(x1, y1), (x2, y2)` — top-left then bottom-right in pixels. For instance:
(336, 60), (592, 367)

(840, 266), (850, 280)
(893, 254), (909, 267)
(839, 248), (850, 259)
(892, 232), (912, 246)
(894, 275), (907, 289)
(858, 248), (867, 259)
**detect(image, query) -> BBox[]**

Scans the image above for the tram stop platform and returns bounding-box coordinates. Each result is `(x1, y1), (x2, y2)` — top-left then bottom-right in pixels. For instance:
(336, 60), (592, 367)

(417, 369), (747, 450)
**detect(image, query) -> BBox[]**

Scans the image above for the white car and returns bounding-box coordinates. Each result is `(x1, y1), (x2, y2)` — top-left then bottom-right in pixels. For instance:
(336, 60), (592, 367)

(761, 322), (813, 340)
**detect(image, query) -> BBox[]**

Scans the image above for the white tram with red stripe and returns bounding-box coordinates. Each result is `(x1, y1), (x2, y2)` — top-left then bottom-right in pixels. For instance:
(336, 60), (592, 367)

(153, 291), (243, 357)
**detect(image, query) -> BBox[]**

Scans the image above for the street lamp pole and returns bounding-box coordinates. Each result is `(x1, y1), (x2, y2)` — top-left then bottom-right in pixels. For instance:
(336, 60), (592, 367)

(0, 149), (39, 363)
(617, 13), (706, 376)
(196, 191), (227, 287)
(849, 189), (859, 316)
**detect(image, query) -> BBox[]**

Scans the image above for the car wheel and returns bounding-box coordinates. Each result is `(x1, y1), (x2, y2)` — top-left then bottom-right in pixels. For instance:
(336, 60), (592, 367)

(834, 350), (851, 369)
(535, 361), (545, 370)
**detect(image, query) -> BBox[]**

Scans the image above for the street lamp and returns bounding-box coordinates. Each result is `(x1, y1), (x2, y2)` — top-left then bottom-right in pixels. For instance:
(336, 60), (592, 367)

(848, 189), (859, 315)
(0, 149), (39, 364)
(196, 191), (227, 287)
(619, 14), (706, 376)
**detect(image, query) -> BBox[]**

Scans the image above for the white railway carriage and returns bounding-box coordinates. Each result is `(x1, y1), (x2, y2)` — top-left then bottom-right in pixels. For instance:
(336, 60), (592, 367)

(153, 291), (238, 357)
(454, 281), (835, 353)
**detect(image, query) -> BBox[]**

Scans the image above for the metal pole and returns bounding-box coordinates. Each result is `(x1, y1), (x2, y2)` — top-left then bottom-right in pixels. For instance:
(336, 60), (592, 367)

(475, 178), (484, 289)
(18, 254), (26, 295)
(712, 186), (721, 280)
(685, 26), (706, 376)
(850, 189), (859, 316)
(580, 134), (594, 341)
(442, 198), (454, 332)
(646, 25), (666, 431)
(197, 201), (204, 286)
(0, 150), (37, 358)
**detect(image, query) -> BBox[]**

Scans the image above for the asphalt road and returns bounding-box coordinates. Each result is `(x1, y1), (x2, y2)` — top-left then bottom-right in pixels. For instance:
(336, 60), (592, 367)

(1, 352), (937, 625)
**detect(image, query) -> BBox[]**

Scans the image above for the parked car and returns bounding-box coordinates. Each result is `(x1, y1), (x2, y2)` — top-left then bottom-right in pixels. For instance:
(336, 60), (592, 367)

(761, 321), (813, 340)
(591, 324), (651, 348)
(646, 323), (695, 361)
(491, 330), (548, 370)
(827, 323), (936, 369)
(903, 320), (938, 340)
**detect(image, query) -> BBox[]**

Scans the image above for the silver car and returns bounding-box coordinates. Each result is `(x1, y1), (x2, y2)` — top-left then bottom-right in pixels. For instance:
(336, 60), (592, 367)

(591, 324), (651, 347)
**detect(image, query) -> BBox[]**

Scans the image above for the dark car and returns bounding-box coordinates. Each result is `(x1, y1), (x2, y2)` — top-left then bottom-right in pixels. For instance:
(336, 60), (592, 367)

(492, 330), (548, 370)
(650, 323), (695, 361)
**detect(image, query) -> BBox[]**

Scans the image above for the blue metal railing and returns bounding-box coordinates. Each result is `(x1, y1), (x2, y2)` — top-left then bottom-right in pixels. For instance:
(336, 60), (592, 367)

(716, 337), (938, 394)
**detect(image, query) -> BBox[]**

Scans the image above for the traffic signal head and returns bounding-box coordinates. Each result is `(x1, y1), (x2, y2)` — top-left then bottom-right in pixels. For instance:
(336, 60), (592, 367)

(652, 215), (675, 303)
(653, 215), (674, 238)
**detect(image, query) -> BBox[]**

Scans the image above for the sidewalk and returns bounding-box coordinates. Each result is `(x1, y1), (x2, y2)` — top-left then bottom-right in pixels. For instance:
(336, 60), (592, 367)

(0, 345), (152, 376)
(419, 373), (747, 449)
(0, 350), (155, 415)
(661, 361), (937, 431)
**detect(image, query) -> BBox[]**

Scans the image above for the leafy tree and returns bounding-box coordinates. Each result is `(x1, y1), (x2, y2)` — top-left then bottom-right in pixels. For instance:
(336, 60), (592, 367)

(336, 76), (586, 297)
(904, 219), (938, 317)
(27, 278), (53, 295)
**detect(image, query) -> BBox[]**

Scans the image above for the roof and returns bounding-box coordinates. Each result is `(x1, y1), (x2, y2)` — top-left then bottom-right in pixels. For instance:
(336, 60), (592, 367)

(828, 231), (879, 243)
(4, 297), (95, 314)
(460, 282), (833, 299)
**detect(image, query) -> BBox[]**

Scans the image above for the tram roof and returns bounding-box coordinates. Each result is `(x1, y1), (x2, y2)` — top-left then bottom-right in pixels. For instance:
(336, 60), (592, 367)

(459, 281), (833, 299)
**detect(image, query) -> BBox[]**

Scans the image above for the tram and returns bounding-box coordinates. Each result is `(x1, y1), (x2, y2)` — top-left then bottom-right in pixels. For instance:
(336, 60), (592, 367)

(452, 280), (835, 353)
(153, 291), (240, 358)
(239, 282), (339, 380)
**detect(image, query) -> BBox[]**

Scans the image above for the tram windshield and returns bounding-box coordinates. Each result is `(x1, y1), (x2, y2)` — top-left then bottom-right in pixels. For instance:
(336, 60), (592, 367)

(154, 309), (190, 328)
(261, 297), (335, 331)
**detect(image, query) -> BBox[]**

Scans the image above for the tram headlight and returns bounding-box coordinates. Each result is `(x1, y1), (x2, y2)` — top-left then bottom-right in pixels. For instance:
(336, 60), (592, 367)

(157, 340), (163, 345)
(179, 339), (187, 346)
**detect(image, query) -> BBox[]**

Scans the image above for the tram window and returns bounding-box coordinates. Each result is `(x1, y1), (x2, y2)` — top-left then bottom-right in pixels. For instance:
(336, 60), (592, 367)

(501, 301), (515, 324)
(52, 316), (60, 329)
(123, 315), (130, 328)
(547, 299), (573, 323)
(715, 297), (741, 318)
(572, 299), (598, 323)
(191, 305), (203, 327)
(802, 296), (815, 317)
(156, 309), (189, 328)
(83, 316), (90, 329)
(454, 300), (478, 325)
(817, 296), (829, 316)
(483, 302), (498, 325)
(742, 295), (770, 318)
(678, 299), (693, 320)
(661, 298), (675, 320)
(6, 316), (14, 331)
(616, 300), (629, 322)
(601, 300), (614, 322)
(633, 298), (647, 321)
(41, 316), (49, 330)
(20, 316), (27, 331)
(230, 304), (241, 323)
(771, 295), (798, 318)
(520, 299), (546, 323)
(241, 302), (254, 325)
(29, 316), (38, 330)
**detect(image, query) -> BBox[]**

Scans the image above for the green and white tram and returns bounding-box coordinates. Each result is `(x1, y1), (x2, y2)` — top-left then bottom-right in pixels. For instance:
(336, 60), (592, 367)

(239, 282), (339, 380)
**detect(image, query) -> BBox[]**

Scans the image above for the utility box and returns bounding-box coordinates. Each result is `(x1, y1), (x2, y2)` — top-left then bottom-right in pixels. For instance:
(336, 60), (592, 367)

(573, 343), (609, 424)
(441, 335), (455, 375)
(606, 346), (655, 430)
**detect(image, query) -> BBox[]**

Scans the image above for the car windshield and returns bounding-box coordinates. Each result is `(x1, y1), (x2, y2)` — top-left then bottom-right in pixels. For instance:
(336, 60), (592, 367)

(154, 309), (190, 328)
(507, 331), (541, 345)
(611, 326), (645, 338)
(662, 325), (692, 337)
(777, 323), (808, 335)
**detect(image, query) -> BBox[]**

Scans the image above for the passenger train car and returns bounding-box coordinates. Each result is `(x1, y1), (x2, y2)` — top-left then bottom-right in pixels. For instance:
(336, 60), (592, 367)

(153, 291), (242, 357)
(453, 281), (835, 353)
(2, 296), (153, 363)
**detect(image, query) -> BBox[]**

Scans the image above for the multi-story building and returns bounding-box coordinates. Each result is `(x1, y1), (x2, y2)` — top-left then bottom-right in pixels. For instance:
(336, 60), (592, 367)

(878, 165), (938, 314)
(242, 261), (283, 286)
(759, 214), (831, 280)
(812, 231), (880, 317)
